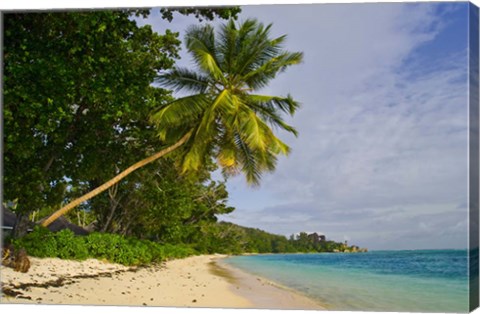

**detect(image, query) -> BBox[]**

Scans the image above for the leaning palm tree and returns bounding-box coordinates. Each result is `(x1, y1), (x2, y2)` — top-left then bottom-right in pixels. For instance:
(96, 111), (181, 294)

(42, 18), (303, 227)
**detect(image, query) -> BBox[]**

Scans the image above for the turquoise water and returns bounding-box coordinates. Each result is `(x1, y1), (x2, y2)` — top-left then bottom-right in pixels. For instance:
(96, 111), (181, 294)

(224, 250), (470, 312)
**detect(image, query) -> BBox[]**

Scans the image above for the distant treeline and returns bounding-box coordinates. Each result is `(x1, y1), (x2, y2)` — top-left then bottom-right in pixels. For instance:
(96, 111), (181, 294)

(193, 222), (366, 255)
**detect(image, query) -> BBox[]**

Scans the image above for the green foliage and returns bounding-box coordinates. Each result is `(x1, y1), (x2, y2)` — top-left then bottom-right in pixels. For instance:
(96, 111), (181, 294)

(188, 222), (355, 255)
(191, 222), (246, 254)
(84, 232), (137, 264)
(10, 223), (358, 267)
(160, 7), (241, 22)
(12, 226), (89, 260)
(153, 18), (303, 185)
(54, 229), (90, 260)
(158, 243), (196, 260)
(3, 7), (243, 237)
(3, 10), (180, 221)
(12, 227), (196, 266)
(90, 156), (234, 245)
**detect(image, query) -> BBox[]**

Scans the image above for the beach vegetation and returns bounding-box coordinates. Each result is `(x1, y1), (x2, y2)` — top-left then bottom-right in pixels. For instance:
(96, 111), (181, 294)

(11, 226), (195, 265)
(11, 226), (89, 260)
(8, 223), (355, 264)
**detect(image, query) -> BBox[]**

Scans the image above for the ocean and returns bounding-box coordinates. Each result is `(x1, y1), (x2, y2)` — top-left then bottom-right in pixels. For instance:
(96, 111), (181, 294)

(224, 250), (470, 312)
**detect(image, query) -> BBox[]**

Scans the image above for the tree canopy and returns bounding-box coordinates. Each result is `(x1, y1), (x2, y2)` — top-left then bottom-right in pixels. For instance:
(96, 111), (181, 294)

(3, 8), (239, 236)
(4, 10), (177, 220)
(37, 17), (303, 228)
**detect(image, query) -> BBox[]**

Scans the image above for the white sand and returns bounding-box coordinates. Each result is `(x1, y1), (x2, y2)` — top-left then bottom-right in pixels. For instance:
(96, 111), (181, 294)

(1, 255), (325, 310)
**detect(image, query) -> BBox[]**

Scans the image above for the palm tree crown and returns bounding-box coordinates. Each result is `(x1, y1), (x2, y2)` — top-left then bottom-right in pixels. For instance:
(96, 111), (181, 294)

(152, 18), (304, 185)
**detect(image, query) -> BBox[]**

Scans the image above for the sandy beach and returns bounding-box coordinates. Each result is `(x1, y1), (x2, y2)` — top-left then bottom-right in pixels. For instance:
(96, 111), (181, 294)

(1, 255), (325, 310)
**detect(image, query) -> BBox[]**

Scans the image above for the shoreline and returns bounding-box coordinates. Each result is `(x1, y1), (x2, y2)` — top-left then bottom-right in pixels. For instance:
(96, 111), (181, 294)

(214, 258), (326, 310)
(1, 254), (325, 310)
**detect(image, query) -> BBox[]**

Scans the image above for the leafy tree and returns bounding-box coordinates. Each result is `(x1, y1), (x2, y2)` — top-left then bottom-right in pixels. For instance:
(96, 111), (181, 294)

(3, 10), (181, 236)
(295, 232), (313, 252)
(193, 221), (248, 254)
(41, 18), (303, 227)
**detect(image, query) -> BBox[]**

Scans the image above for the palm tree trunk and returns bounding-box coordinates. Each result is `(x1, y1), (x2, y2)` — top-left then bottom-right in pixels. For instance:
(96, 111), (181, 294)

(41, 132), (192, 227)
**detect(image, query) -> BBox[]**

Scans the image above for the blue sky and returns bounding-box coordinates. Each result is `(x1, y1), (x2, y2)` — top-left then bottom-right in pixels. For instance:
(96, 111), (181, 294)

(139, 2), (471, 250)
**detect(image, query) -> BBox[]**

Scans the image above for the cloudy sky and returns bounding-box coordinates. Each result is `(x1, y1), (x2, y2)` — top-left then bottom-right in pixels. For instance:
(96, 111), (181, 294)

(139, 2), (470, 250)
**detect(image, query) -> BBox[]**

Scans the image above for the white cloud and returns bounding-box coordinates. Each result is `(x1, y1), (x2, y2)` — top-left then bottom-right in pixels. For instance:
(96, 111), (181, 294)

(139, 3), (469, 249)
(219, 3), (469, 249)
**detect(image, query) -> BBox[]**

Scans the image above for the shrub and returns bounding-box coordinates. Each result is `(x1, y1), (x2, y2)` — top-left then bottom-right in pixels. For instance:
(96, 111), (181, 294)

(161, 243), (196, 259)
(12, 226), (89, 260)
(12, 227), (196, 266)
(13, 226), (60, 258)
(54, 229), (89, 260)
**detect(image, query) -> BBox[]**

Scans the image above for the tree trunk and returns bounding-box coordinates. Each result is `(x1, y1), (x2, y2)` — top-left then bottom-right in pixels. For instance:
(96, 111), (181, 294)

(41, 132), (192, 227)
(101, 187), (123, 233)
(13, 213), (31, 238)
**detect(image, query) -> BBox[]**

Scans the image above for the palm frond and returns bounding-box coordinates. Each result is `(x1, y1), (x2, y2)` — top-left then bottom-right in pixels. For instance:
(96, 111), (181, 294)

(244, 51), (304, 90)
(194, 89), (228, 136)
(181, 139), (205, 172)
(185, 24), (225, 83)
(249, 103), (299, 136)
(216, 129), (239, 169)
(217, 19), (238, 72)
(267, 135), (291, 155)
(247, 94), (300, 117)
(233, 132), (261, 185)
(238, 109), (268, 152)
(156, 67), (210, 94)
(242, 35), (287, 74)
(239, 108), (291, 155)
(235, 22), (277, 77)
(150, 94), (209, 140)
(180, 89), (230, 172)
